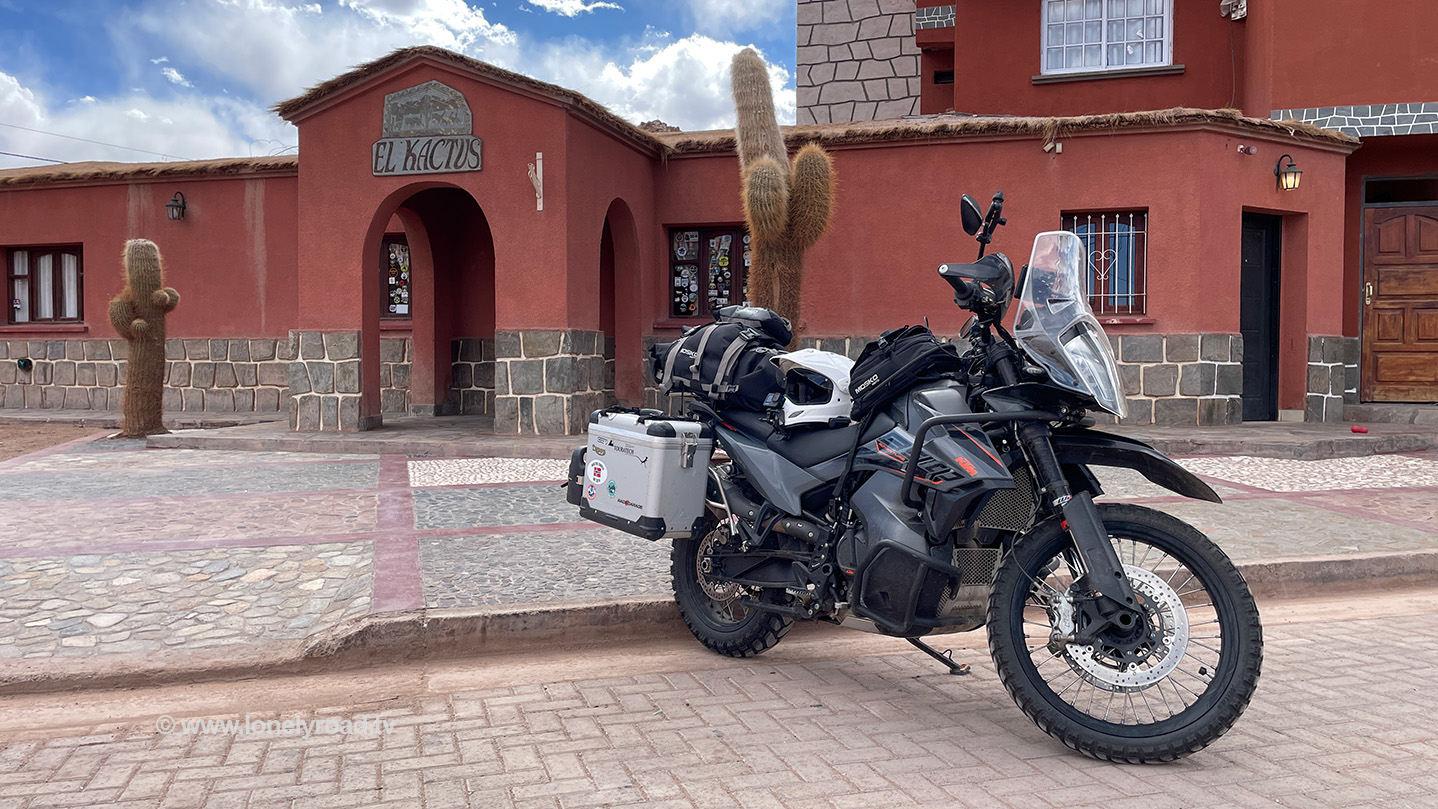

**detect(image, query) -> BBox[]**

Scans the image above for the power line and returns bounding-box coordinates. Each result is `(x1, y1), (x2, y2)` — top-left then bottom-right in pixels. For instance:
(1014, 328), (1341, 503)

(0, 121), (191, 161)
(0, 150), (63, 164)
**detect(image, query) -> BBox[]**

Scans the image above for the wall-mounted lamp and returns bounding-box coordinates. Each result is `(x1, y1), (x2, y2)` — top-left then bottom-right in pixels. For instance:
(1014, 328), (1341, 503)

(1274, 154), (1302, 191)
(165, 191), (187, 221)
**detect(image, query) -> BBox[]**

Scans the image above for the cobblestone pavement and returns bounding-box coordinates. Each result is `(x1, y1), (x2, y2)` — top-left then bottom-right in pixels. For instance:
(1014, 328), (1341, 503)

(0, 593), (1435, 808)
(0, 431), (1436, 666)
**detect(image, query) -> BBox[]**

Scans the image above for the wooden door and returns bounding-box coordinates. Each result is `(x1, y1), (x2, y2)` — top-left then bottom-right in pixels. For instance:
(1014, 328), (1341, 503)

(1362, 207), (1438, 401)
(1240, 214), (1282, 420)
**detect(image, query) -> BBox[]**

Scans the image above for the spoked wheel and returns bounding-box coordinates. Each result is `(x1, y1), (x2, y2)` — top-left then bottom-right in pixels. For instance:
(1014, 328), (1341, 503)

(672, 522), (792, 657)
(988, 503), (1262, 763)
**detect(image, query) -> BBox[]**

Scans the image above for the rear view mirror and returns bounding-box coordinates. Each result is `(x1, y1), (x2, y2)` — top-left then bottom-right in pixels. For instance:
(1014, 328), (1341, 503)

(960, 194), (983, 236)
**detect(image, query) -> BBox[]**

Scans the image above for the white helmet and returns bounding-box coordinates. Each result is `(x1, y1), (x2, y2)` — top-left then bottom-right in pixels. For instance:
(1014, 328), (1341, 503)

(772, 349), (855, 428)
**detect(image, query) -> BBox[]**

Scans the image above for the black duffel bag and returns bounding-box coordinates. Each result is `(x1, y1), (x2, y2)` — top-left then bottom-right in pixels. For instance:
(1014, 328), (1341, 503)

(712, 304), (793, 346)
(649, 321), (783, 411)
(849, 325), (966, 421)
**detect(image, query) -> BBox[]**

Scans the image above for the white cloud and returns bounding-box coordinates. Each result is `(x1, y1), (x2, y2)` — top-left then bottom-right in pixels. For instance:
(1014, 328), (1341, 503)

(0, 0), (794, 169)
(538, 35), (794, 131)
(685, 0), (789, 36)
(526, 0), (622, 15)
(0, 70), (294, 169)
(128, 0), (519, 102)
(160, 67), (192, 87)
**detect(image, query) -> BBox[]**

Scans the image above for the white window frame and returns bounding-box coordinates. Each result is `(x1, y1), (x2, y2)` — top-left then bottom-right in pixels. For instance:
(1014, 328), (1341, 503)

(1039, 0), (1174, 77)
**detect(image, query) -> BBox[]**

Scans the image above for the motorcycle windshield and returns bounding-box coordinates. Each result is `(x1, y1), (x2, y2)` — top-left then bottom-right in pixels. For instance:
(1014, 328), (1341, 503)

(1013, 231), (1127, 418)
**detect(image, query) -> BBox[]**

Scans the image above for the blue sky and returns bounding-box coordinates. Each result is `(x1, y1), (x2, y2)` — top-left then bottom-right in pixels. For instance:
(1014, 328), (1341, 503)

(0, 0), (797, 169)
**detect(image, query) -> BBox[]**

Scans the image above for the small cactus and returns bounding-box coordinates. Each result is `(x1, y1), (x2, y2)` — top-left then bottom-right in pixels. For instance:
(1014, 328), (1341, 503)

(731, 48), (835, 344)
(108, 239), (179, 438)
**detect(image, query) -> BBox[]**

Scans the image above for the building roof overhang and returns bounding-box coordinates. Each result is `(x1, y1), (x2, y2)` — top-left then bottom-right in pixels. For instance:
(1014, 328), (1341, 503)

(657, 107), (1362, 156)
(0, 155), (299, 189)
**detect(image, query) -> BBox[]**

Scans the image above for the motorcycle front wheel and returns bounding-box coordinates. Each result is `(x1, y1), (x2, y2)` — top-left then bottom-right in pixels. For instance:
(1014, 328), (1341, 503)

(987, 503), (1262, 763)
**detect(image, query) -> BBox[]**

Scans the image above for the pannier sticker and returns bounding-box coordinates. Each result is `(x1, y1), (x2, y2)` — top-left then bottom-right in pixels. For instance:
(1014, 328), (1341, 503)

(587, 460), (607, 484)
(607, 481), (617, 497)
(585, 483), (598, 500)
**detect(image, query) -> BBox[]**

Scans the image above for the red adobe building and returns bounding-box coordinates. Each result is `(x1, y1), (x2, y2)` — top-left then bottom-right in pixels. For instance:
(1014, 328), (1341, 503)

(1, 0), (1433, 434)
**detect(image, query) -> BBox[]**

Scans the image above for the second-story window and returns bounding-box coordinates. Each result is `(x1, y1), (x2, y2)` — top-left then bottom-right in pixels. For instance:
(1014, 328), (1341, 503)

(1042, 0), (1172, 75)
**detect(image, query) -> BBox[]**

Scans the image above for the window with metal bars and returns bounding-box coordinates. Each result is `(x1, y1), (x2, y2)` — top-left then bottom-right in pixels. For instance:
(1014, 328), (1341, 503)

(1042, 0), (1172, 75)
(1061, 211), (1148, 315)
(7, 246), (83, 324)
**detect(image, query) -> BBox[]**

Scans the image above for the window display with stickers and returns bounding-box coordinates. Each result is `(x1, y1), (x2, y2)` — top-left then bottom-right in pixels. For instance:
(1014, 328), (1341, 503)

(381, 235), (411, 319)
(667, 225), (748, 319)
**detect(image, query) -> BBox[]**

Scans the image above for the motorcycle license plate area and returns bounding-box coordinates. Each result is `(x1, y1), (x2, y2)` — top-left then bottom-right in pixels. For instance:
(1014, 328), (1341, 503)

(577, 411), (714, 540)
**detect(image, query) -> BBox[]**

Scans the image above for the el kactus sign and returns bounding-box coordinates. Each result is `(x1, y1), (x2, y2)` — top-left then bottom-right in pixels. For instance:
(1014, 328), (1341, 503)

(372, 80), (483, 177)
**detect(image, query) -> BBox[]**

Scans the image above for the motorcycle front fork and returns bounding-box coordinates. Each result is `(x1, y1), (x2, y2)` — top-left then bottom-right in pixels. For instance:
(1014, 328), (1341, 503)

(1014, 421), (1141, 630)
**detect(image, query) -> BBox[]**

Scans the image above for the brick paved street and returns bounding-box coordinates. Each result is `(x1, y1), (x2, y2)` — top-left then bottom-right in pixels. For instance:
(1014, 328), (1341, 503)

(0, 588), (1435, 808)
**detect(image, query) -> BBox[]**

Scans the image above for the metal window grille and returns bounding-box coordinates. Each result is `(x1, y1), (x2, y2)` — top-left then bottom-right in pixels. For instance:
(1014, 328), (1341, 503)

(1042, 0), (1171, 75)
(1061, 211), (1148, 315)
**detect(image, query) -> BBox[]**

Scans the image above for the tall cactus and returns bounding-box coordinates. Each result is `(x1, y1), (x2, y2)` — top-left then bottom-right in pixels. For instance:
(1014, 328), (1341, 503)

(731, 48), (835, 344)
(108, 239), (180, 438)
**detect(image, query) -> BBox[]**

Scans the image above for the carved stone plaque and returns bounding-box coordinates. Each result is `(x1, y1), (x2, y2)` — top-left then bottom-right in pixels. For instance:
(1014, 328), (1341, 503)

(373, 80), (483, 176)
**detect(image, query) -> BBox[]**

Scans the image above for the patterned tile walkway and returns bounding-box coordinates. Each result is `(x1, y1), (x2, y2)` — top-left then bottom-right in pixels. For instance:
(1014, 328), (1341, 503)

(0, 432), (1436, 669)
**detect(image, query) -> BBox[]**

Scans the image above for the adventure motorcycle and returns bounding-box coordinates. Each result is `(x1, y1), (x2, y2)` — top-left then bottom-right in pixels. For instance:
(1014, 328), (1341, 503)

(570, 192), (1262, 762)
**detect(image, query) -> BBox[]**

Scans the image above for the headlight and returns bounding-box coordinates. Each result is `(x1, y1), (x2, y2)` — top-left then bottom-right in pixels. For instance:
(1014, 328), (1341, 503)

(1059, 324), (1127, 419)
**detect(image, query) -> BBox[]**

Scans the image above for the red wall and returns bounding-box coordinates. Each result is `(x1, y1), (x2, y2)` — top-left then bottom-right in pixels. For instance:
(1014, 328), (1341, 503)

(655, 127), (1349, 409)
(0, 175), (298, 340)
(1244, 0), (1438, 116)
(929, 0), (1240, 116)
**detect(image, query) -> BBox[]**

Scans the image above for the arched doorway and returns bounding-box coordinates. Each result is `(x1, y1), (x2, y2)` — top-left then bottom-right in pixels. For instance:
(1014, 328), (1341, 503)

(363, 185), (495, 420)
(602, 199), (642, 405)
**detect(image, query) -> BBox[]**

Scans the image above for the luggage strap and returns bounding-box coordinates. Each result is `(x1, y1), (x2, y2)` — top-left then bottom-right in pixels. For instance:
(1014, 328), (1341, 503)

(701, 332), (753, 396)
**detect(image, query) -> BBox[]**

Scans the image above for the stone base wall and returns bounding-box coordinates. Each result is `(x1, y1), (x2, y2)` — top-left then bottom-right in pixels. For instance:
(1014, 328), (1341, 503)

(379, 337), (412, 415)
(1308, 336), (1359, 422)
(1110, 334), (1244, 426)
(288, 331), (368, 432)
(798, 0), (921, 125)
(0, 338), (293, 412)
(494, 330), (614, 435)
(643, 332), (1247, 426)
(449, 337), (496, 416)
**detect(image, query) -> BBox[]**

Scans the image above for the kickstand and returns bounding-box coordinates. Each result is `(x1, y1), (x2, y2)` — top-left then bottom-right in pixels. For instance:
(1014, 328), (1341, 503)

(907, 637), (971, 675)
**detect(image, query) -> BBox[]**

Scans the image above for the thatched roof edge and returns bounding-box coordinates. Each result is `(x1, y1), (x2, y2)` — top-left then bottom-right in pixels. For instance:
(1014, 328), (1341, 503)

(0, 155), (299, 188)
(655, 107), (1360, 154)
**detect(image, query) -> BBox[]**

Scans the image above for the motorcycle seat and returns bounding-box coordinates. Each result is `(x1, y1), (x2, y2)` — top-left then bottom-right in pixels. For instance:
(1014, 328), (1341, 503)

(765, 412), (896, 468)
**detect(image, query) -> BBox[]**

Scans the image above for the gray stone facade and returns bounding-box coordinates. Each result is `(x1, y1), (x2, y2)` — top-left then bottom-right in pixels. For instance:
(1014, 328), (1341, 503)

(449, 337), (496, 417)
(798, 0), (922, 124)
(1307, 335), (1359, 423)
(915, 4), (955, 29)
(379, 337), (413, 415)
(493, 330), (614, 435)
(1110, 333), (1244, 427)
(288, 331), (370, 432)
(1273, 103), (1438, 137)
(0, 337), (293, 414)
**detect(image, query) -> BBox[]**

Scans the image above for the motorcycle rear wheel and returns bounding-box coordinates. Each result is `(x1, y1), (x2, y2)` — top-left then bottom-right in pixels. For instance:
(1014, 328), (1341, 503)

(672, 524), (793, 657)
(987, 503), (1262, 763)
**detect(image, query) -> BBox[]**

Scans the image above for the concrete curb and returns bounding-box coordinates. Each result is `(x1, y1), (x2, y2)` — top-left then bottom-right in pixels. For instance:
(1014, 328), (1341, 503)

(3, 551), (1435, 696)
(144, 433), (575, 459)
